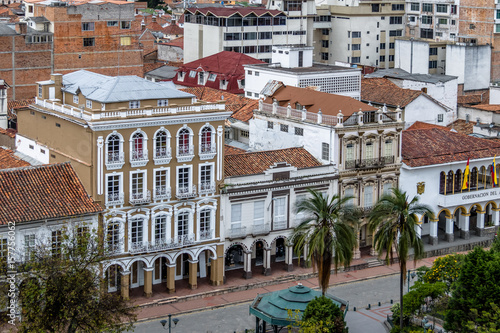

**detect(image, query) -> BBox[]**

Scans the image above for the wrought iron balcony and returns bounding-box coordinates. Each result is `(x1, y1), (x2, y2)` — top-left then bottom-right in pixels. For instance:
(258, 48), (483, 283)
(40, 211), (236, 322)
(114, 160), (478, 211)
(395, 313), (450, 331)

(106, 192), (124, 206)
(345, 155), (395, 170)
(154, 147), (172, 165)
(130, 148), (149, 167)
(177, 144), (194, 162)
(106, 151), (125, 170)
(128, 234), (196, 254)
(153, 186), (171, 201)
(129, 190), (151, 205)
(199, 229), (214, 241)
(199, 143), (216, 160)
(199, 181), (216, 195)
(106, 242), (123, 255)
(228, 226), (247, 239)
(176, 185), (197, 199)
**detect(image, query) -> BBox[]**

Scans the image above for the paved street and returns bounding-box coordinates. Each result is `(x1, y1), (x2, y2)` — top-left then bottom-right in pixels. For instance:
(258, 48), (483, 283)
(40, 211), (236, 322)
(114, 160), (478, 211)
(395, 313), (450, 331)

(133, 274), (408, 333)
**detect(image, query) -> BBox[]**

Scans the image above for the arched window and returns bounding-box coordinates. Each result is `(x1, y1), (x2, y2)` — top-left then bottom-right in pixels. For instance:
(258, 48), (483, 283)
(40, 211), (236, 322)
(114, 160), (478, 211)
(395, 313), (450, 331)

(446, 170), (454, 194)
(439, 171), (445, 194)
(107, 221), (121, 253)
(132, 132), (144, 160)
(107, 135), (120, 162)
(178, 128), (190, 155)
(454, 169), (462, 193)
(200, 127), (212, 153)
(471, 167), (478, 190)
(480, 166), (487, 189)
(155, 130), (168, 158)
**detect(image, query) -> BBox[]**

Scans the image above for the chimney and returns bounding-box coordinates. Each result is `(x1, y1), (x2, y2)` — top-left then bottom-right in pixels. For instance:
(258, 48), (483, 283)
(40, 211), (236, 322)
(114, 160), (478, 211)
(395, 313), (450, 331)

(15, 22), (27, 35)
(152, 15), (156, 23)
(0, 80), (9, 129)
(50, 73), (63, 100)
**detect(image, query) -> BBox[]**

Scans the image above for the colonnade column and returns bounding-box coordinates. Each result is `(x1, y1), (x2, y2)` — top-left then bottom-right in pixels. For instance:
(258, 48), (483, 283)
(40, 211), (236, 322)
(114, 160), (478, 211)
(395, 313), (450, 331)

(120, 270), (130, 300)
(166, 263), (176, 294)
(243, 251), (252, 279)
(493, 208), (500, 227)
(460, 214), (470, 240)
(300, 243), (309, 267)
(210, 256), (224, 286)
(188, 260), (198, 289)
(429, 219), (438, 245)
(476, 210), (485, 236)
(285, 245), (294, 272)
(353, 229), (361, 259)
(445, 215), (454, 242)
(263, 247), (272, 276)
(143, 267), (153, 298)
(370, 228), (378, 256)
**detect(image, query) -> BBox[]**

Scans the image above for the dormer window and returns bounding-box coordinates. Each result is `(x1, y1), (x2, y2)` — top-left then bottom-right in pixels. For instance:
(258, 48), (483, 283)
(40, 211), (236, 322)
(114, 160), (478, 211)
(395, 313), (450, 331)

(220, 80), (227, 90)
(198, 72), (206, 85)
(208, 73), (217, 81)
(178, 72), (185, 81)
(189, 71), (196, 78)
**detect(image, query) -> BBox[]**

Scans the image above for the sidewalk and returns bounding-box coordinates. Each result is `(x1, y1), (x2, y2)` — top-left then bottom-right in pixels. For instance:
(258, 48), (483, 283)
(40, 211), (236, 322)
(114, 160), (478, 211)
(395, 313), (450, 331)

(132, 254), (438, 322)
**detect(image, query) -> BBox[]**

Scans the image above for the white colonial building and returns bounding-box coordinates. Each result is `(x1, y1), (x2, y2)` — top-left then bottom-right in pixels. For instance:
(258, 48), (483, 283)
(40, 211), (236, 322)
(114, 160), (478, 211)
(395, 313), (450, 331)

(401, 122), (500, 245)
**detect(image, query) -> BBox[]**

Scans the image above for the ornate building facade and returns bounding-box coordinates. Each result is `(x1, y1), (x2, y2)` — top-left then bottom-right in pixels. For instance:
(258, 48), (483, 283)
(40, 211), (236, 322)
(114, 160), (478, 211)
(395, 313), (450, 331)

(15, 70), (231, 298)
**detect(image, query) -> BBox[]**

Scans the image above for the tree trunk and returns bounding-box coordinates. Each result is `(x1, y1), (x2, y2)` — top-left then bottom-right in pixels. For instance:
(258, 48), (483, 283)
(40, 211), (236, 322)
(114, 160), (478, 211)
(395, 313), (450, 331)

(400, 267), (404, 329)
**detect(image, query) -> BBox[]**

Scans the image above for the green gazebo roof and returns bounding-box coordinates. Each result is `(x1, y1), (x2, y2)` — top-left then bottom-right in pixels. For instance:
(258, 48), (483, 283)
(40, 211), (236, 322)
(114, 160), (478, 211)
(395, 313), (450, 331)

(249, 283), (349, 327)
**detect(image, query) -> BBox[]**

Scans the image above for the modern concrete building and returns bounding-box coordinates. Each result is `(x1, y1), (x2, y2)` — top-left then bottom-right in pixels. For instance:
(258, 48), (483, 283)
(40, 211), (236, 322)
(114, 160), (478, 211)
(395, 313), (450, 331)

(15, 70), (232, 298)
(244, 46), (362, 100)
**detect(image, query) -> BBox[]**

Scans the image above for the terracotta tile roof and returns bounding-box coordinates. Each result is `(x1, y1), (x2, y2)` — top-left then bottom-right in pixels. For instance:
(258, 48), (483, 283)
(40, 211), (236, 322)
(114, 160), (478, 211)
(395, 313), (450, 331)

(0, 162), (102, 224)
(0, 128), (17, 138)
(264, 85), (376, 117)
(406, 121), (452, 131)
(447, 119), (474, 135)
(7, 98), (35, 120)
(457, 91), (489, 106)
(185, 7), (283, 17)
(0, 147), (30, 169)
(224, 147), (322, 177)
(402, 126), (500, 167)
(164, 36), (183, 48)
(164, 23), (183, 35)
(466, 104), (500, 112)
(177, 51), (264, 77)
(361, 78), (422, 107)
(180, 86), (256, 119)
(224, 144), (247, 155)
(231, 100), (259, 122)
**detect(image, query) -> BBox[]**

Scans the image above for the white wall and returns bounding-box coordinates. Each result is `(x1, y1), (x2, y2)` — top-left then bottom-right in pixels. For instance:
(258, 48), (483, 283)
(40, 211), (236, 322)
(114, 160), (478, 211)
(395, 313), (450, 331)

(490, 85), (500, 105)
(393, 77), (458, 111)
(457, 106), (494, 124)
(404, 95), (452, 128)
(15, 134), (50, 164)
(446, 44), (491, 91)
(395, 39), (430, 74)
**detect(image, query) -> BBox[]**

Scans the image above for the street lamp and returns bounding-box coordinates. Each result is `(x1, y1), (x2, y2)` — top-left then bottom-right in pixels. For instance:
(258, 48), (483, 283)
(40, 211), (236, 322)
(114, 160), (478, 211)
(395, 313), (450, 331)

(407, 269), (417, 292)
(160, 314), (179, 333)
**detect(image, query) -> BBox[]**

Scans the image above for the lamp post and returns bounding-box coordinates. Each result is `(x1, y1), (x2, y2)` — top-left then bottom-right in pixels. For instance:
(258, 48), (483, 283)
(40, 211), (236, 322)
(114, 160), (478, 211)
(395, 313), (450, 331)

(160, 314), (179, 333)
(407, 269), (417, 292)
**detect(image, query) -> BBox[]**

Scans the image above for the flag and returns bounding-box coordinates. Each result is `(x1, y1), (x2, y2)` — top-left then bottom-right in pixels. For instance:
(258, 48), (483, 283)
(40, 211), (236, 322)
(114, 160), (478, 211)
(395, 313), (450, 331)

(493, 156), (498, 187)
(462, 159), (470, 190)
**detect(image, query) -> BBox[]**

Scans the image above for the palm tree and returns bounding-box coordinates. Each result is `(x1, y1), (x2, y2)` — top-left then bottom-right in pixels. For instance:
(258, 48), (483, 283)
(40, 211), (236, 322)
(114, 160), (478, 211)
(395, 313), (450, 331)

(291, 189), (359, 295)
(368, 188), (434, 329)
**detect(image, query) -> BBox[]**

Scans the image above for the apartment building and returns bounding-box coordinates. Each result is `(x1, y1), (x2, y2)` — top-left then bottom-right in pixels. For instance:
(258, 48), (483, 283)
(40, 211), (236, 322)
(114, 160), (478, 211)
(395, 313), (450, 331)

(24, 0), (143, 77)
(183, 0), (316, 63)
(314, 0), (406, 68)
(16, 71), (231, 298)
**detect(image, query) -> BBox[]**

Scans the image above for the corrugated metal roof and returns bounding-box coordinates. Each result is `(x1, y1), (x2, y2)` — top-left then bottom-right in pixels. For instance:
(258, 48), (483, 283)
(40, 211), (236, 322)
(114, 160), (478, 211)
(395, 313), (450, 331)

(62, 70), (194, 103)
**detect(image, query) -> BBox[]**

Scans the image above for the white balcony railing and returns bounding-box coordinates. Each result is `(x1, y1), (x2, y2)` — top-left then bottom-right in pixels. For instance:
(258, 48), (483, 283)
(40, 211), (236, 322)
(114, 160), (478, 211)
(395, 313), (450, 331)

(177, 144), (195, 162)
(129, 190), (151, 205)
(128, 234), (196, 254)
(106, 192), (124, 206)
(106, 151), (125, 170)
(154, 186), (171, 201)
(106, 241), (123, 255)
(199, 143), (216, 160)
(199, 181), (216, 195)
(154, 147), (172, 165)
(33, 97), (226, 121)
(200, 229), (214, 241)
(229, 226), (247, 239)
(176, 185), (197, 199)
(130, 148), (149, 167)
(273, 218), (287, 230)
